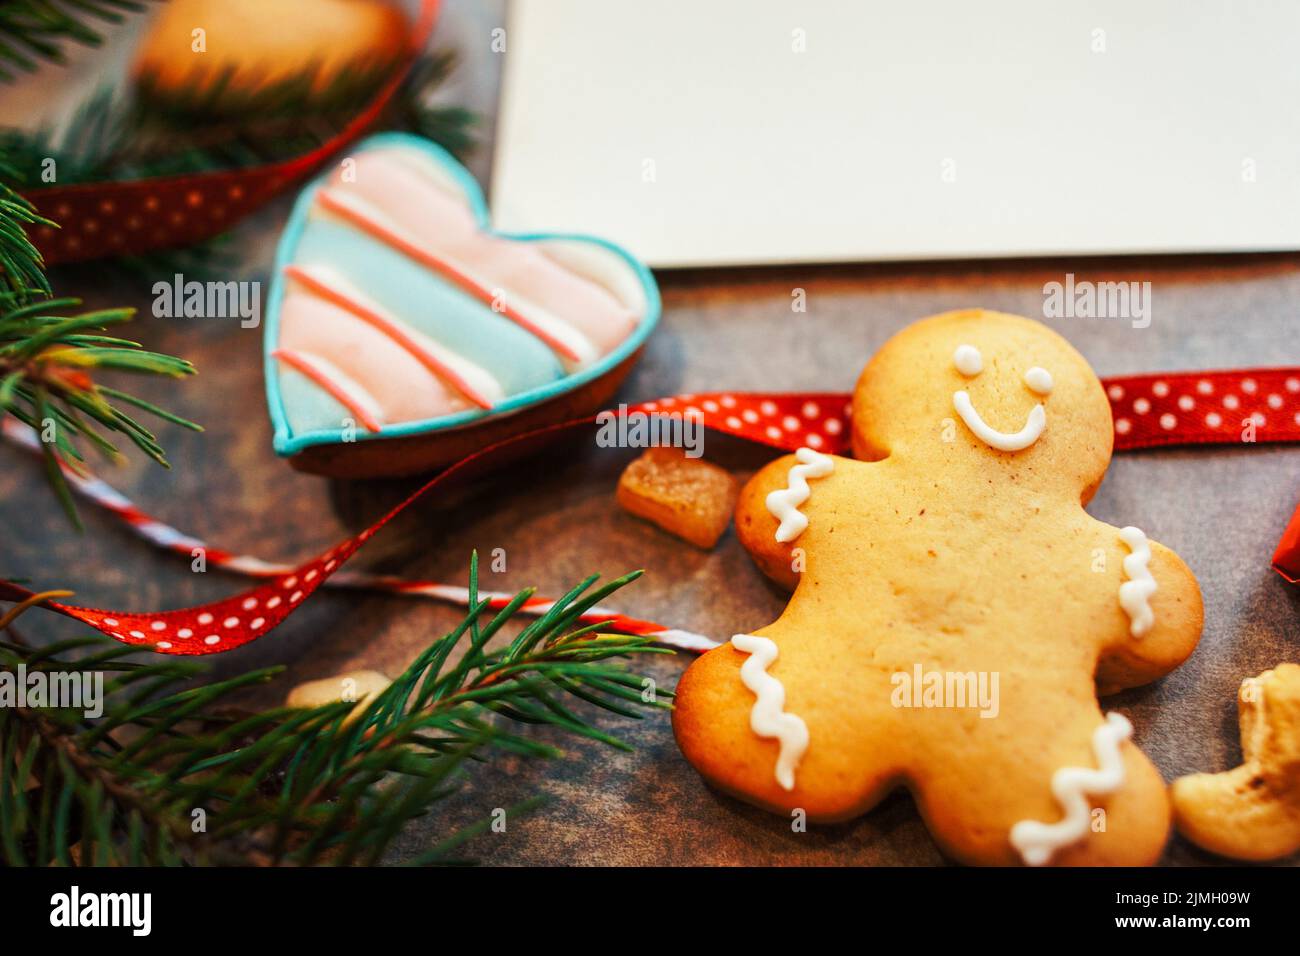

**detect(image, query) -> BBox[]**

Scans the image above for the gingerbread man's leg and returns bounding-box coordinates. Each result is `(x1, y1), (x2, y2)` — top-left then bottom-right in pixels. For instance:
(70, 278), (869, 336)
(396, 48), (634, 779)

(673, 640), (809, 816)
(673, 619), (910, 823)
(678, 451), (910, 818)
(906, 699), (1172, 866)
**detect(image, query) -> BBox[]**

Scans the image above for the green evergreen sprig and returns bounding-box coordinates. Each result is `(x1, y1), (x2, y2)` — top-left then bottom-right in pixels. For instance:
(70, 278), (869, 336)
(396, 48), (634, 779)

(0, 51), (476, 278)
(0, 557), (672, 866)
(0, 0), (153, 84)
(1, 50), (476, 188)
(0, 158), (200, 528)
(0, 163), (50, 299)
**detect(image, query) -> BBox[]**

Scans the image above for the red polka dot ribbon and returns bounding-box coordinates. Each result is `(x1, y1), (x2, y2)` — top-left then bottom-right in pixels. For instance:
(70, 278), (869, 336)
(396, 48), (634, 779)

(1103, 367), (1300, 449)
(3, 368), (1300, 656)
(20, 0), (440, 266)
(635, 393), (851, 453)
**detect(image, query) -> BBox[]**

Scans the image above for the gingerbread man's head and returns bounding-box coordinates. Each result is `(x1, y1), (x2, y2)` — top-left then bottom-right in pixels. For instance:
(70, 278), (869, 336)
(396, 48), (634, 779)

(673, 309), (1203, 866)
(852, 309), (1115, 502)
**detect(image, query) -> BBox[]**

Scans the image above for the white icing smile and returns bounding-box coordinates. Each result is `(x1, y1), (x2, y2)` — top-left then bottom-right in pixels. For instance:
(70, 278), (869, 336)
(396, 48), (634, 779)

(953, 391), (1046, 451)
(951, 344), (1049, 452)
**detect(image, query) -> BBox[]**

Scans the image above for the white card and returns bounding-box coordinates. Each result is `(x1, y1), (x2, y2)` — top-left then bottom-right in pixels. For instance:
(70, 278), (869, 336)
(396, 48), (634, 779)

(491, 0), (1300, 268)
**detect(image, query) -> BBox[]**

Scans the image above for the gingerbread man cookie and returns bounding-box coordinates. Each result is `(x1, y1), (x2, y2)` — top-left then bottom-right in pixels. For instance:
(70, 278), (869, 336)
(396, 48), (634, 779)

(673, 309), (1203, 866)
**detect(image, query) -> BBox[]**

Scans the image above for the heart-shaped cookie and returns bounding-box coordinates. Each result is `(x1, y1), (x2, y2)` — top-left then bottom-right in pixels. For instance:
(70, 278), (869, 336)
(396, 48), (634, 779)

(264, 133), (660, 477)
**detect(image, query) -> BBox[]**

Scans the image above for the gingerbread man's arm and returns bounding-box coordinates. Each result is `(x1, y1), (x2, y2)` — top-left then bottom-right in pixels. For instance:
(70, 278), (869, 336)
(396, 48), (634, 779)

(1093, 522), (1203, 696)
(735, 451), (874, 591)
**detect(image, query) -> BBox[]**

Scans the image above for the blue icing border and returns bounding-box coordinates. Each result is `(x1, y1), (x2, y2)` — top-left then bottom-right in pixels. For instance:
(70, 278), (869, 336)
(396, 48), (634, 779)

(264, 131), (661, 457)
(278, 368), (353, 437)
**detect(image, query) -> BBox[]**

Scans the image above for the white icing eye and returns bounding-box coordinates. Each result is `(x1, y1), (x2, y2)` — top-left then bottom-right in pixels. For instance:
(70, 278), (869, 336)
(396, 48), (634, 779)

(953, 344), (983, 377)
(1024, 367), (1053, 395)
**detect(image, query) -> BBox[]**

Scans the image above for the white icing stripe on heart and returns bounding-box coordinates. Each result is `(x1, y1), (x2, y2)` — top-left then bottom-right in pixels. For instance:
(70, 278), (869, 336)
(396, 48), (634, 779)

(765, 446), (834, 543)
(1009, 712), (1133, 866)
(273, 349), (386, 432)
(285, 264), (505, 408)
(1118, 526), (1157, 637)
(953, 390), (1046, 451)
(314, 186), (601, 366)
(730, 634), (809, 791)
(540, 241), (649, 316)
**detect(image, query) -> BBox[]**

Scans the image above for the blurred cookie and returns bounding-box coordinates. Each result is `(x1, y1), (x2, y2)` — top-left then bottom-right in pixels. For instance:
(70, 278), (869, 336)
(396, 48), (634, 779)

(1172, 664), (1300, 861)
(133, 0), (410, 102)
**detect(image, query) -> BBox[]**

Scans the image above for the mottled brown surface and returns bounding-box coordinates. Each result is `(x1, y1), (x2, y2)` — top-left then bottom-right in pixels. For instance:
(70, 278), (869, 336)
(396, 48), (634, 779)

(2, 4), (1298, 864)
(4, 246), (1299, 866)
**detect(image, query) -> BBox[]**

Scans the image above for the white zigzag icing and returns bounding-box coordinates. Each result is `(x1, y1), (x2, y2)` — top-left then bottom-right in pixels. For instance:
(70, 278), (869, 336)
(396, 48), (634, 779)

(1118, 526), (1157, 637)
(764, 447), (834, 544)
(1009, 712), (1133, 866)
(730, 634), (809, 791)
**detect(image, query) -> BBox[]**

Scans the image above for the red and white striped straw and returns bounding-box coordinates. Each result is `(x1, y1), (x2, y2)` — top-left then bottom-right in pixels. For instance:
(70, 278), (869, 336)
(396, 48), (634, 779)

(0, 417), (721, 652)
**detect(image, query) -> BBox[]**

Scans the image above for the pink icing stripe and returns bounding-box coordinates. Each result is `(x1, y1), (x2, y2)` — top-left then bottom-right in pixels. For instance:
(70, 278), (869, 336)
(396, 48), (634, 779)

(283, 265), (493, 409)
(279, 291), (470, 423)
(358, 165), (636, 349)
(272, 348), (384, 433)
(314, 188), (585, 363)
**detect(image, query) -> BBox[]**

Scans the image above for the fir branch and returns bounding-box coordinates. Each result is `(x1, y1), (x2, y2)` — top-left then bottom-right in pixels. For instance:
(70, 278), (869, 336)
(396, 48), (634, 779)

(0, 297), (201, 526)
(0, 51), (475, 280)
(133, 54), (401, 125)
(0, 50), (475, 190)
(0, 159), (52, 299)
(0, 0), (154, 83)
(0, 159), (201, 527)
(0, 557), (673, 866)
(385, 53), (478, 159)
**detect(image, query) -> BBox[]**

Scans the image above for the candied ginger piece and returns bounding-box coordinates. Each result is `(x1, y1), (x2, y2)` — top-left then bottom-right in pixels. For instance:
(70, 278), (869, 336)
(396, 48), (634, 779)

(617, 447), (738, 549)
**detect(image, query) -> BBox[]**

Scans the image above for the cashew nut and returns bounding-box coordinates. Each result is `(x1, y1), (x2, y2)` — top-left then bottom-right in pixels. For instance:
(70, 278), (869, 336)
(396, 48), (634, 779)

(285, 669), (392, 724)
(1171, 663), (1300, 861)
